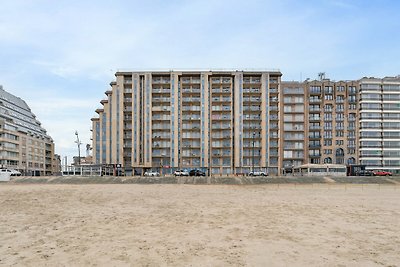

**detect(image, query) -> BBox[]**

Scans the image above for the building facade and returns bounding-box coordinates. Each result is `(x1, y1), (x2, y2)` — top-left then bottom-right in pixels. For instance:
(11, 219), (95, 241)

(92, 73), (400, 175)
(92, 70), (282, 175)
(359, 77), (400, 174)
(0, 86), (56, 175)
(280, 79), (359, 172)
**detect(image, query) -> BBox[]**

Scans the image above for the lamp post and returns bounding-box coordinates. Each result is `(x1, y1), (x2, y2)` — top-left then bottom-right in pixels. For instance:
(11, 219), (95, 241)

(252, 130), (255, 174)
(75, 131), (82, 166)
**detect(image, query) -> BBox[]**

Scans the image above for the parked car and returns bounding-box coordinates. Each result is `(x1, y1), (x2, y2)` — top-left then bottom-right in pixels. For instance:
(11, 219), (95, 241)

(0, 169), (21, 176)
(189, 169), (206, 176)
(248, 171), (268, 176)
(174, 169), (189, 176)
(372, 170), (392, 176)
(144, 171), (160, 177)
(355, 170), (374, 176)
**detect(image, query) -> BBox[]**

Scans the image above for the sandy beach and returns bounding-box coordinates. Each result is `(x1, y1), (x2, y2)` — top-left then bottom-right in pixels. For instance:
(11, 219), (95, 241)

(1, 184), (399, 266)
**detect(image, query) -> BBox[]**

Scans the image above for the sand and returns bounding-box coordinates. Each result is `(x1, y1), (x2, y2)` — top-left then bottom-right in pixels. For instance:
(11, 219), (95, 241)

(0, 184), (399, 266)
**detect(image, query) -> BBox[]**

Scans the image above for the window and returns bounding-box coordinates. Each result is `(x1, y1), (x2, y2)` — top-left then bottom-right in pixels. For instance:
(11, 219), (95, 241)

(349, 104), (357, 110)
(310, 86), (321, 93)
(309, 140), (321, 147)
(324, 122), (332, 130)
(349, 86), (357, 94)
(336, 104), (344, 112)
(309, 96), (321, 102)
(324, 114), (333, 121)
(348, 149), (356, 154)
(336, 95), (345, 103)
(336, 131), (344, 137)
(324, 86), (333, 94)
(324, 157), (332, 163)
(324, 94), (333, 100)
(348, 95), (357, 103)
(324, 139), (332, 146)
(324, 104), (333, 112)
(324, 131), (332, 139)
(337, 86), (345, 92)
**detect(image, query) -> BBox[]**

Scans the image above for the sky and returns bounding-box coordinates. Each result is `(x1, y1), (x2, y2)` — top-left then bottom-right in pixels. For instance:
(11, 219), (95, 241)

(0, 0), (399, 164)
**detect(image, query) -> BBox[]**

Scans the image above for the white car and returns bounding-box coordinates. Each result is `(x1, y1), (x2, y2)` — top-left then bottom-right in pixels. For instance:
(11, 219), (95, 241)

(0, 169), (22, 176)
(174, 169), (189, 176)
(248, 171), (267, 176)
(144, 171), (160, 177)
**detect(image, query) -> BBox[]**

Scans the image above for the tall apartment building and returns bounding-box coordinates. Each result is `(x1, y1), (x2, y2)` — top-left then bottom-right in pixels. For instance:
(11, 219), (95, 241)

(0, 86), (56, 175)
(91, 70), (282, 175)
(359, 76), (400, 174)
(280, 79), (359, 171)
(280, 82), (307, 172)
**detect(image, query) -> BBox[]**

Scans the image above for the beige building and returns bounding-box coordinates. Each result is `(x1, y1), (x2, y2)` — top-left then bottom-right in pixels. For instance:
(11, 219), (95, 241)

(0, 86), (57, 175)
(92, 70), (282, 175)
(280, 77), (359, 171)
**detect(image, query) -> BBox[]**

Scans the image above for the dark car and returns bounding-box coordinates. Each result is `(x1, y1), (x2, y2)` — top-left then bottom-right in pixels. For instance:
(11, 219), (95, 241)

(189, 169), (206, 176)
(355, 170), (374, 176)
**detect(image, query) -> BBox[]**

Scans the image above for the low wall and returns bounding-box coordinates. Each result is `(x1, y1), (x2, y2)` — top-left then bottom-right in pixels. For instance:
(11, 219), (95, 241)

(5, 175), (399, 185)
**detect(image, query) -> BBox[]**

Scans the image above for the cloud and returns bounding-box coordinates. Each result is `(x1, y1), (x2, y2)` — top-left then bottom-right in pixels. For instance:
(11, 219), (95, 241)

(1, 0), (400, 164)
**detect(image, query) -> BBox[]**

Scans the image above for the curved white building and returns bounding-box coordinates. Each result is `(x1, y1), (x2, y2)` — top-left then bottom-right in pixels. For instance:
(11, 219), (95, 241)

(0, 85), (57, 175)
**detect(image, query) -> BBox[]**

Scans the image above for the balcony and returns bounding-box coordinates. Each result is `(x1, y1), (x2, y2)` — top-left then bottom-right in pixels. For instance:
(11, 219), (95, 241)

(152, 115), (171, 121)
(152, 79), (170, 84)
(182, 88), (201, 94)
(270, 115), (279, 120)
(309, 144), (321, 148)
(243, 88), (260, 93)
(243, 77), (261, 84)
(212, 78), (232, 84)
(212, 97), (232, 102)
(269, 97), (279, 103)
(152, 106), (170, 112)
(152, 88), (171, 94)
(212, 87), (231, 94)
(309, 116), (321, 121)
(212, 115), (231, 121)
(152, 97), (170, 103)
(244, 97), (261, 102)
(182, 97), (201, 102)
(243, 106), (260, 112)
(270, 133), (279, 139)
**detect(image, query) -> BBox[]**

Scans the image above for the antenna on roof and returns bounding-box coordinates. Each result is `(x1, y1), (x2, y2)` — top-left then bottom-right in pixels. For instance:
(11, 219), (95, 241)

(318, 72), (326, 81)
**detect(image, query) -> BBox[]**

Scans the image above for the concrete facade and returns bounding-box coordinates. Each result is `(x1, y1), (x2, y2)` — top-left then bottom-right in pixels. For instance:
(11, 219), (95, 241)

(92, 72), (400, 175)
(92, 70), (282, 175)
(359, 76), (400, 174)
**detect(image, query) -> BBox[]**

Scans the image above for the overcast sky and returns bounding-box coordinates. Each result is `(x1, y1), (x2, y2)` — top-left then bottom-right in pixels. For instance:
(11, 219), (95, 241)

(1, 0), (399, 163)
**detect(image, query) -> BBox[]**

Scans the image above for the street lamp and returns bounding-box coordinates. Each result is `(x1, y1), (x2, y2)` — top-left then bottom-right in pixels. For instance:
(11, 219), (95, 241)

(75, 131), (82, 166)
(252, 130), (256, 174)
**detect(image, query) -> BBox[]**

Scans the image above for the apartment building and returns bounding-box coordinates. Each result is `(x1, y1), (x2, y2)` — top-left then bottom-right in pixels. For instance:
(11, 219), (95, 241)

(280, 79), (359, 171)
(0, 86), (56, 175)
(304, 79), (359, 166)
(359, 76), (400, 174)
(280, 82), (307, 172)
(91, 70), (282, 175)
